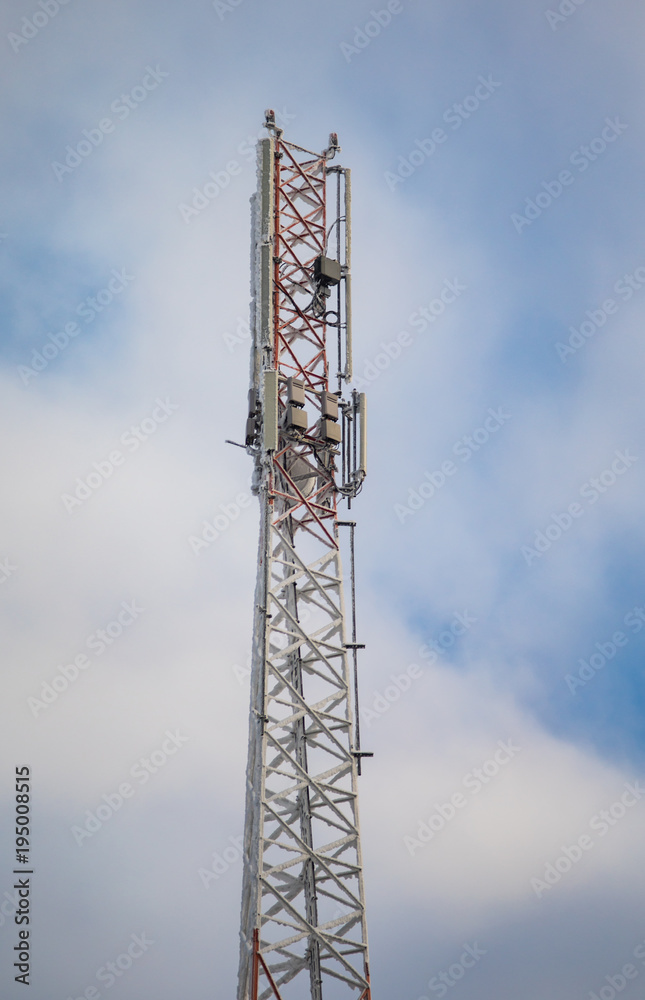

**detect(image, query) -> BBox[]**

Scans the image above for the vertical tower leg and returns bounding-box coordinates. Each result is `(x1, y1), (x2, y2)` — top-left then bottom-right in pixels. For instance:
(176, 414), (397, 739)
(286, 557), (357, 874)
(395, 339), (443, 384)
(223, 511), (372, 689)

(236, 120), (371, 1000)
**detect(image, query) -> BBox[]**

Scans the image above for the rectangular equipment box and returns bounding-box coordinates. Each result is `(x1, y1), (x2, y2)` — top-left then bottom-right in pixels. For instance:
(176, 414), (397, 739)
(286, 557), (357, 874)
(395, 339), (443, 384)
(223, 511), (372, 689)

(321, 392), (339, 421)
(287, 377), (306, 407)
(321, 418), (341, 444)
(314, 255), (341, 286)
(286, 404), (308, 431)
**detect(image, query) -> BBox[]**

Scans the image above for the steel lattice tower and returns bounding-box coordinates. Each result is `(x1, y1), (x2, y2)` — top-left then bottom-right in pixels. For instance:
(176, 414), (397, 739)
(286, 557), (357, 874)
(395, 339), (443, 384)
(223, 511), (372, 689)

(236, 112), (372, 1000)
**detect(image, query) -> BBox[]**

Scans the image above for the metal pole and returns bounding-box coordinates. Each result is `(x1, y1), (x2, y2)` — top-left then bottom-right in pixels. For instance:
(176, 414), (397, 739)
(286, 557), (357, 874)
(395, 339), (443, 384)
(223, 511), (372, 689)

(343, 168), (352, 382)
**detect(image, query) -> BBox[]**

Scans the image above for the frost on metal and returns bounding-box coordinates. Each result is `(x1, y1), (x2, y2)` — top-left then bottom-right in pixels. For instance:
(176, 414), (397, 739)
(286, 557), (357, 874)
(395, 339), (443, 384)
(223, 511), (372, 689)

(236, 114), (371, 1000)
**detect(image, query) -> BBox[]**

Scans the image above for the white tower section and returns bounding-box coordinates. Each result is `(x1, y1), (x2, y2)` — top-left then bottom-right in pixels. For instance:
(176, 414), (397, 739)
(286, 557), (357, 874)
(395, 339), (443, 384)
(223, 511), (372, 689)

(236, 113), (371, 1000)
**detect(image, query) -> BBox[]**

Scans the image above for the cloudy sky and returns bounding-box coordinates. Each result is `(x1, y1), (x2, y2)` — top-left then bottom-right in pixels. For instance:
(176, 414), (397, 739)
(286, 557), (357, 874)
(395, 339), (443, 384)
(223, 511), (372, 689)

(1, 1), (645, 998)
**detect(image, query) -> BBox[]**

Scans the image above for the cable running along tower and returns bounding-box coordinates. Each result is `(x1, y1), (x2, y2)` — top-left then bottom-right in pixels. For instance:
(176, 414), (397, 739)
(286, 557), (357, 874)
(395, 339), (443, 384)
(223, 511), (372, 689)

(236, 111), (372, 1000)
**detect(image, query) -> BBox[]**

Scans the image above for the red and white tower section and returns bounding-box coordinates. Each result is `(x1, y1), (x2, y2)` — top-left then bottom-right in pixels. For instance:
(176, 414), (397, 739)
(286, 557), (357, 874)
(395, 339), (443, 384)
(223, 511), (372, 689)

(236, 111), (372, 1000)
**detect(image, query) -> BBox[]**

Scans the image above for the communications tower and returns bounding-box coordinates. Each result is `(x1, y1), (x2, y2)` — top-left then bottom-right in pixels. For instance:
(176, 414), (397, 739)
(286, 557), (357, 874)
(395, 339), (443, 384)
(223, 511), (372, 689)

(235, 111), (372, 1000)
